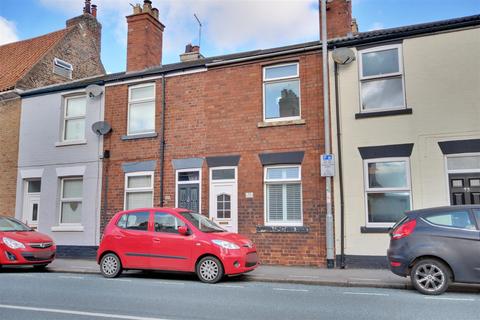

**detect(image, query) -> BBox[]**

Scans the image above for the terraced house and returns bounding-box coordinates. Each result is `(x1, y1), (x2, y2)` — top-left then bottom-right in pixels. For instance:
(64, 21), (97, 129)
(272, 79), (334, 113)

(329, 14), (480, 267)
(99, 0), (353, 266)
(0, 0), (104, 219)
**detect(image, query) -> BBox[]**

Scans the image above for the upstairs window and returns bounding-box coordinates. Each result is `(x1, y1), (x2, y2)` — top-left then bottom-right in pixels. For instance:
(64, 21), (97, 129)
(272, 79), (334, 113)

(53, 58), (73, 79)
(359, 44), (405, 112)
(128, 83), (156, 135)
(263, 63), (300, 121)
(63, 96), (86, 142)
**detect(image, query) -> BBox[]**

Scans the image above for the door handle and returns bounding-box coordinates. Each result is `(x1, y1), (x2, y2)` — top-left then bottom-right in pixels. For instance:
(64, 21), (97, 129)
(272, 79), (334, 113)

(153, 238), (161, 243)
(114, 236), (122, 240)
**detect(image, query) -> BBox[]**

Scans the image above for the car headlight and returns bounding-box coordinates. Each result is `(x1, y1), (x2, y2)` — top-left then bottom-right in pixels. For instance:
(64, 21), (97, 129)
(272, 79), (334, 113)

(212, 240), (240, 250)
(3, 237), (25, 249)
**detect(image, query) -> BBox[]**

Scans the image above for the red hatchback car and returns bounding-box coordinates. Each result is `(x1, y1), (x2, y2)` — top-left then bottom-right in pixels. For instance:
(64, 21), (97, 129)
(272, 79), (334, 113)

(97, 208), (259, 283)
(0, 215), (56, 269)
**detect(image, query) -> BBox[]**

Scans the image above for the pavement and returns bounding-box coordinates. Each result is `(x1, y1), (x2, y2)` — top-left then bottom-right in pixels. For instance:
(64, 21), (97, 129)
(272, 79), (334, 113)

(43, 258), (480, 292)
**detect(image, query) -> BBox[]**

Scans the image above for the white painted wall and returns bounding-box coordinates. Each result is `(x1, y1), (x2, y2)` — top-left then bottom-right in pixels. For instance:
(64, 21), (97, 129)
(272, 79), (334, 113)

(330, 27), (480, 256)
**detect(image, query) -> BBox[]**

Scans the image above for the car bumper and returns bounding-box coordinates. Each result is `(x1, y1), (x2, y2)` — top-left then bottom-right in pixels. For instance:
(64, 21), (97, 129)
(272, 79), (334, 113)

(387, 249), (409, 277)
(221, 249), (259, 275)
(0, 247), (56, 266)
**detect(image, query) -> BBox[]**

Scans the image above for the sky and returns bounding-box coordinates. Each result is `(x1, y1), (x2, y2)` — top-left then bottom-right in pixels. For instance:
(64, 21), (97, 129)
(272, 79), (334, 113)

(0, 0), (479, 74)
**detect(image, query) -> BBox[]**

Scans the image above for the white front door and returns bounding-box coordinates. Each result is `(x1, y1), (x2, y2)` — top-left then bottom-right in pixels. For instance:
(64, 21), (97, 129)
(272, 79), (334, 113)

(22, 180), (41, 227)
(209, 167), (238, 233)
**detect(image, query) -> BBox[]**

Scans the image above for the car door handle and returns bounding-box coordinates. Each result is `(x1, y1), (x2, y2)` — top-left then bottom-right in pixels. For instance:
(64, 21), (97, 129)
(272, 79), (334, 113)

(153, 238), (161, 243)
(114, 236), (122, 240)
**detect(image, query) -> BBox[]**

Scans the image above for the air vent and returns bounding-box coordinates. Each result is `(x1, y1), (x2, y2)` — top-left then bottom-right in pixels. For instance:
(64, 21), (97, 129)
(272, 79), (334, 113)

(53, 58), (73, 79)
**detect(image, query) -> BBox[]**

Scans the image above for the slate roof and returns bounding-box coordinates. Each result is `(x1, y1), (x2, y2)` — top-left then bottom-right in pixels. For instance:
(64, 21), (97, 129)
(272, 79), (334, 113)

(0, 28), (70, 92)
(21, 14), (480, 97)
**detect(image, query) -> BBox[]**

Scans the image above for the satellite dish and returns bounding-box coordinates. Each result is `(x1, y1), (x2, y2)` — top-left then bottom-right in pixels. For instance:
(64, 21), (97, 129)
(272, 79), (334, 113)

(332, 47), (356, 65)
(91, 121), (112, 135)
(86, 84), (103, 98)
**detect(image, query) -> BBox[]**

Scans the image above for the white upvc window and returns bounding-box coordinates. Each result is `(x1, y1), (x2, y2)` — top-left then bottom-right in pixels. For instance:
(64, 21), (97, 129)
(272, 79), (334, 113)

(264, 165), (302, 226)
(128, 83), (156, 136)
(63, 96), (86, 142)
(124, 172), (154, 210)
(59, 177), (83, 225)
(358, 44), (406, 112)
(263, 63), (301, 122)
(364, 158), (412, 227)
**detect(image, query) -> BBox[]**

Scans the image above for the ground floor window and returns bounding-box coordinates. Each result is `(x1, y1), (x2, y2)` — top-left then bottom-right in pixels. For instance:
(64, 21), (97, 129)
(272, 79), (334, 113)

(364, 158), (411, 227)
(60, 177), (83, 224)
(264, 165), (302, 226)
(124, 172), (154, 210)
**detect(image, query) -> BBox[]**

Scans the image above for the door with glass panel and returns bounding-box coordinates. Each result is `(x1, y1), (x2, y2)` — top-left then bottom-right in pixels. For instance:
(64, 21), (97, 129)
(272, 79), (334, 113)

(447, 155), (480, 206)
(22, 180), (41, 227)
(209, 167), (237, 233)
(176, 170), (200, 212)
(449, 174), (480, 205)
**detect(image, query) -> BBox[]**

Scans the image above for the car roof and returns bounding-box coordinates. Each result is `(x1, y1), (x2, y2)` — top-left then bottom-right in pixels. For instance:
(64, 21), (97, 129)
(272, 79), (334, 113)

(406, 205), (480, 216)
(119, 208), (191, 214)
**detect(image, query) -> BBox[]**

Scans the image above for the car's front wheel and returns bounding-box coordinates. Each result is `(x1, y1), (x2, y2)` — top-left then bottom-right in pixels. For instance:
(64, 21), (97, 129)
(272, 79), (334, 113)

(196, 256), (224, 283)
(100, 253), (123, 278)
(410, 259), (451, 295)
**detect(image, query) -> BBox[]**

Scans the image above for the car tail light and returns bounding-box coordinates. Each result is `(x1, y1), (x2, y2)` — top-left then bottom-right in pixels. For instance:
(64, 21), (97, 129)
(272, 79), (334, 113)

(391, 219), (416, 240)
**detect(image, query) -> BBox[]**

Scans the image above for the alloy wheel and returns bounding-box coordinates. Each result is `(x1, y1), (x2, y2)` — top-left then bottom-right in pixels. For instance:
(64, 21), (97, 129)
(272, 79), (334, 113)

(101, 254), (121, 277)
(200, 259), (219, 281)
(414, 263), (446, 293)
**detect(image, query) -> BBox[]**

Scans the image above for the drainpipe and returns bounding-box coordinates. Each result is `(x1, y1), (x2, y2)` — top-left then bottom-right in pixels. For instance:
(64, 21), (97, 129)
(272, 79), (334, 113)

(159, 74), (166, 206)
(334, 61), (346, 269)
(321, 0), (335, 269)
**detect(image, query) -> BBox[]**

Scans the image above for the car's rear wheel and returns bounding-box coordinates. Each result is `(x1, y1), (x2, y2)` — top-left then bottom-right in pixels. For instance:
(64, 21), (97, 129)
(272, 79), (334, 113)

(100, 253), (122, 278)
(196, 256), (224, 283)
(410, 259), (451, 295)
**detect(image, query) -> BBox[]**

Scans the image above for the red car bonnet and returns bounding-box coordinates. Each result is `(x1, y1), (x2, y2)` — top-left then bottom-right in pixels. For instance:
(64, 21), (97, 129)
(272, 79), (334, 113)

(1, 231), (53, 243)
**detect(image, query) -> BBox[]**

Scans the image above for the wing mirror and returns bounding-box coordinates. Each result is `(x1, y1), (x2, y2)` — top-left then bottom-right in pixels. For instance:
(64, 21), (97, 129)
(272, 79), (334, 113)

(178, 226), (189, 236)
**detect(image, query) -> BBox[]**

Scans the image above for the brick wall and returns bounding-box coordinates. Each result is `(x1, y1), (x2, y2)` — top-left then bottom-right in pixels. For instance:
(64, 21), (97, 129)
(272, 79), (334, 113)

(0, 98), (20, 217)
(103, 51), (327, 266)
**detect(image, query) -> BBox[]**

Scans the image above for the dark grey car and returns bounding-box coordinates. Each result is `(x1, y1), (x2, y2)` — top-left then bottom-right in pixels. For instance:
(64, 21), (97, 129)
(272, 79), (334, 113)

(387, 205), (480, 295)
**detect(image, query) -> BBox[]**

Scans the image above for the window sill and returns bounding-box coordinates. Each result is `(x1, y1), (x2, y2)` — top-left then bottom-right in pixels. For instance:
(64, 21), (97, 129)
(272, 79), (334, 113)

(55, 140), (87, 147)
(121, 132), (158, 140)
(257, 119), (306, 128)
(51, 225), (84, 232)
(256, 225), (309, 233)
(355, 108), (412, 119)
(360, 226), (391, 234)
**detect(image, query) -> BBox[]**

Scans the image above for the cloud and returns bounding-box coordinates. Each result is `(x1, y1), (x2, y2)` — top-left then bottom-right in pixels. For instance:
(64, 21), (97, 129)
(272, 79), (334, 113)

(0, 16), (19, 45)
(368, 21), (384, 31)
(38, 0), (319, 62)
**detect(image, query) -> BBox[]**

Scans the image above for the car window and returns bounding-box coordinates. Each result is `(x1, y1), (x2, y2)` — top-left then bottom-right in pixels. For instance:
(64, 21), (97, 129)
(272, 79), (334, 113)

(154, 212), (185, 234)
(117, 212), (149, 231)
(424, 211), (476, 230)
(474, 210), (480, 227)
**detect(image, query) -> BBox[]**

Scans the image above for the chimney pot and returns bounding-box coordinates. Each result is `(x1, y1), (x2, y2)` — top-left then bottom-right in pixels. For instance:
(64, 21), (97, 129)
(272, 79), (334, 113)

(185, 43), (193, 53)
(143, 0), (152, 13)
(180, 43), (203, 62)
(84, 0), (91, 14)
(91, 4), (97, 18)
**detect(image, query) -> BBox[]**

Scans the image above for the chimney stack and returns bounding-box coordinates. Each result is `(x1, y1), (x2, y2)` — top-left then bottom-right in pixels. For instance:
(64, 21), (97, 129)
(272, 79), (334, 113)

(66, 0), (102, 54)
(126, 0), (165, 72)
(320, 0), (353, 39)
(179, 43), (204, 62)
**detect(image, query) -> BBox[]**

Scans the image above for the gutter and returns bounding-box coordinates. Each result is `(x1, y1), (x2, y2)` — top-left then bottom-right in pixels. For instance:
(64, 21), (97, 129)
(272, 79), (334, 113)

(206, 45), (322, 67)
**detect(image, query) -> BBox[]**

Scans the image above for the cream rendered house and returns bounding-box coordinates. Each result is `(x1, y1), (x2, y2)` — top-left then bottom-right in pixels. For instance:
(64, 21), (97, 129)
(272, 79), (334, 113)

(329, 15), (480, 267)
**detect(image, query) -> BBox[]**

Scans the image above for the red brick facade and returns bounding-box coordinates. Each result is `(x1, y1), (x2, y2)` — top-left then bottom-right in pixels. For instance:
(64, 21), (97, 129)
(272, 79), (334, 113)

(102, 52), (327, 266)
